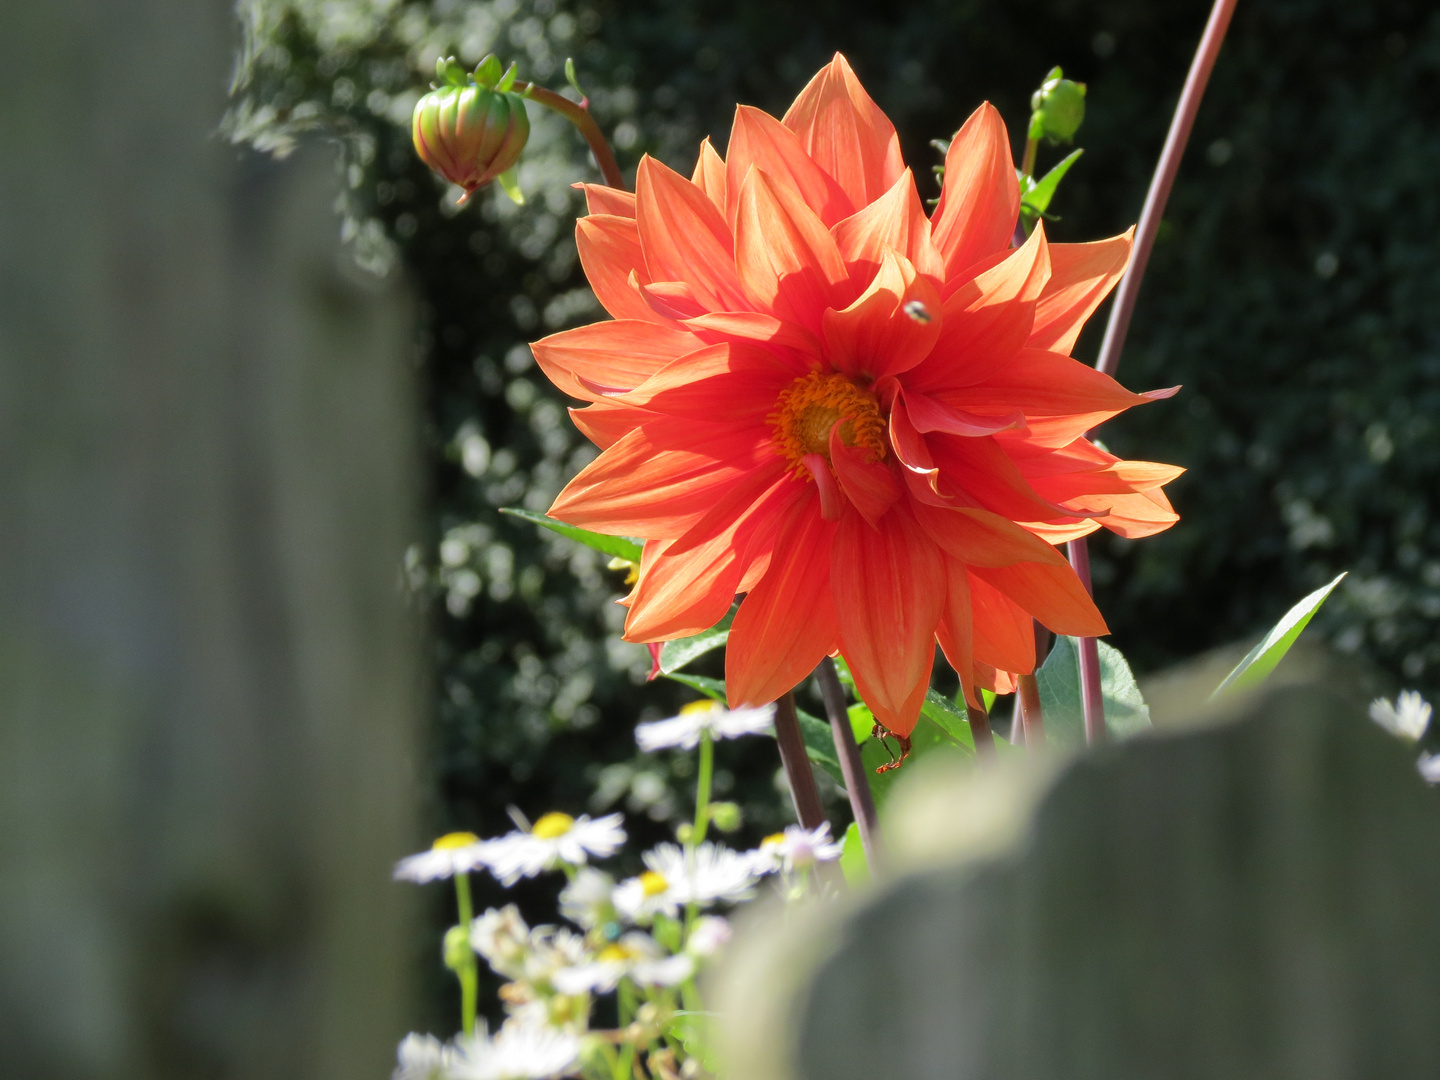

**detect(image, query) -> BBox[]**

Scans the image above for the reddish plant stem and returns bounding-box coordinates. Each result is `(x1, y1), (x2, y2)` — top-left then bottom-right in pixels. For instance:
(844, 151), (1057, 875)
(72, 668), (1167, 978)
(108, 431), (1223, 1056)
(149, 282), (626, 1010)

(815, 658), (881, 868)
(517, 82), (625, 190)
(1070, 0), (1239, 742)
(1016, 674), (1046, 751)
(773, 690), (828, 832)
(966, 702), (997, 760)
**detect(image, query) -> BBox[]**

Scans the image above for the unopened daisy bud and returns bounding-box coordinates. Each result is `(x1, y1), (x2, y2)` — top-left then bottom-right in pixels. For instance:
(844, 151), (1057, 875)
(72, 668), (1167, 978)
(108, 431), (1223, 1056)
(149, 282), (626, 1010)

(442, 924), (472, 971)
(412, 54), (530, 204)
(708, 801), (742, 833)
(1029, 66), (1086, 144)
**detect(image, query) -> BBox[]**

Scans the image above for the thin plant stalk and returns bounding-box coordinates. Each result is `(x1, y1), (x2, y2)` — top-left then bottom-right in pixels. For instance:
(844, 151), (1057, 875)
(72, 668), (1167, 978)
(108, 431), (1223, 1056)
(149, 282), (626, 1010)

(516, 81), (625, 189)
(1016, 673), (1046, 751)
(772, 690), (828, 831)
(453, 871), (478, 1037)
(691, 730), (714, 847)
(966, 702), (997, 759)
(814, 658), (881, 867)
(1069, 0), (1240, 741)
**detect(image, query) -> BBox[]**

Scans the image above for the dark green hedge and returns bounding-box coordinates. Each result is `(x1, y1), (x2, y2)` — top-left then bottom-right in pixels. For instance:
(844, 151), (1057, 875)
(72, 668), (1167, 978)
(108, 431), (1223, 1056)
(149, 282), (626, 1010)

(228, 0), (1440, 846)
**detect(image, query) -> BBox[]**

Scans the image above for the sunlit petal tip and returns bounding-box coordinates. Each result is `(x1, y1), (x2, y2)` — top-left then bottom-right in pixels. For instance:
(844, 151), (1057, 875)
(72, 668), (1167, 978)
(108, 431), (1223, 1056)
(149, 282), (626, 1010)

(1142, 384), (1183, 401)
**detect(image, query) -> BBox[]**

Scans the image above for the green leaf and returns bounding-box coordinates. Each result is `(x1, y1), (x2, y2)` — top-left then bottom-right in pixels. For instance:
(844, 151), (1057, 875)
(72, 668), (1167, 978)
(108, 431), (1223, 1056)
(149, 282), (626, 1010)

(495, 165), (524, 205)
(1021, 148), (1083, 217)
(1212, 572), (1347, 697)
(564, 57), (585, 97)
(920, 689), (977, 752)
(847, 702), (873, 745)
(797, 707), (843, 783)
(1035, 636), (1152, 751)
(658, 609), (735, 674)
(495, 60), (520, 93)
(499, 507), (641, 562)
(661, 672), (725, 702)
(839, 821), (870, 887)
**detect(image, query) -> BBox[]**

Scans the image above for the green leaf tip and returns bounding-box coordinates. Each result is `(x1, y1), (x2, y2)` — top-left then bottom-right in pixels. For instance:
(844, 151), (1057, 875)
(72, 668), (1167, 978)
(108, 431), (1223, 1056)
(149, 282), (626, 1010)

(1212, 572), (1348, 697)
(473, 53), (503, 88)
(496, 166), (524, 204)
(565, 57), (585, 98)
(498, 507), (641, 561)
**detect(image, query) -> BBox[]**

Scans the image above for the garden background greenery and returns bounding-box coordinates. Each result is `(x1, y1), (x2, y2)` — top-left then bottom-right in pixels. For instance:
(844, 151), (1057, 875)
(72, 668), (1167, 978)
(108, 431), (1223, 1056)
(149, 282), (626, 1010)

(228, 0), (1440, 1022)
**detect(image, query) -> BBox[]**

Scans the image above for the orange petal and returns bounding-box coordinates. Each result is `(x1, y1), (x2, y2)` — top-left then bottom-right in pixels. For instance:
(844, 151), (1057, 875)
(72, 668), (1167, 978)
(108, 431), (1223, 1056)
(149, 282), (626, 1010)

(911, 502), (1072, 570)
(900, 388), (1024, 437)
(928, 433), (1085, 522)
(934, 555), (981, 709)
(831, 168), (946, 282)
(726, 495), (840, 707)
(550, 419), (771, 537)
(1029, 230), (1134, 355)
(969, 572), (1036, 674)
(1036, 486), (1181, 540)
(829, 425), (900, 527)
(974, 661), (1019, 697)
(726, 105), (855, 228)
(531, 320), (702, 402)
(832, 503), (945, 737)
(734, 166), (851, 332)
(971, 559), (1108, 638)
(569, 401), (643, 450)
(690, 136), (728, 213)
(682, 311), (823, 361)
(930, 103), (1020, 280)
(781, 52), (906, 210)
(577, 183), (636, 218)
(905, 223), (1052, 395)
(577, 214), (663, 323)
(625, 469), (792, 640)
(634, 276), (708, 321)
(948, 347), (1162, 416)
(636, 156), (750, 313)
(616, 341), (799, 423)
(821, 250), (942, 380)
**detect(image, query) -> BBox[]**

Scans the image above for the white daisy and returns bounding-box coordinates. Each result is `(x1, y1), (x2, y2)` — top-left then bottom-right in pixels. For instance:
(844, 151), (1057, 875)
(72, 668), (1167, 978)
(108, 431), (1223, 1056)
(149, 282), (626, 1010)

(394, 831), (492, 883)
(552, 932), (694, 994)
(748, 823), (844, 876)
(613, 842), (757, 921)
(484, 813), (626, 886)
(685, 915), (731, 958)
(1419, 752), (1440, 785)
(635, 700), (775, 752)
(470, 905), (532, 980)
(1369, 690), (1433, 741)
(393, 1033), (455, 1080)
(448, 1021), (581, 1080)
(558, 867), (616, 930)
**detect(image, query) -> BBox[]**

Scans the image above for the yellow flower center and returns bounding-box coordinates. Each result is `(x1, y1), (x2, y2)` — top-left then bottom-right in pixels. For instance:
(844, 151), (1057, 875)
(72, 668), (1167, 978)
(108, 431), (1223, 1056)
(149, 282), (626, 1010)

(431, 831), (480, 850)
(770, 371), (886, 476)
(760, 832), (786, 848)
(598, 943), (636, 963)
(639, 870), (670, 897)
(532, 812), (575, 839)
(680, 699), (719, 717)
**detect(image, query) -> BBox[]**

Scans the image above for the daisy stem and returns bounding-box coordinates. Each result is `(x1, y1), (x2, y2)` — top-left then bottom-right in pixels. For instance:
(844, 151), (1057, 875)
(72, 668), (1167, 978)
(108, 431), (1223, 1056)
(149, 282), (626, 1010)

(515, 81), (626, 191)
(692, 730), (714, 847)
(1069, 0), (1237, 743)
(773, 690), (828, 832)
(815, 658), (881, 868)
(453, 871), (478, 1037)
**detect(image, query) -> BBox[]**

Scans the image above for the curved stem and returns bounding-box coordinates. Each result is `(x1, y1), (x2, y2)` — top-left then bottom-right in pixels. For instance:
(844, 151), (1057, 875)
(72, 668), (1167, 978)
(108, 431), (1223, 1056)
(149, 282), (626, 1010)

(773, 691), (827, 832)
(517, 81), (626, 191)
(815, 658), (881, 869)
(1071, 0), (1238, 743)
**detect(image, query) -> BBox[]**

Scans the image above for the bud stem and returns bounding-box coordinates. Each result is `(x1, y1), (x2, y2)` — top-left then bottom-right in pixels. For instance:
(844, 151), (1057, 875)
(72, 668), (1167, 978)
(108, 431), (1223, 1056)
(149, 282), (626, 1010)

(1020, 134), (1039, 181)
(516, 82), (625, 190)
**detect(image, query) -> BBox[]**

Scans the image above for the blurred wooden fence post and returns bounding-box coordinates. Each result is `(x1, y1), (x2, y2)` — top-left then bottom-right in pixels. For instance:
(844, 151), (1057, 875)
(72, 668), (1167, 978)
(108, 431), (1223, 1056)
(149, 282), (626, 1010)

(0, 3), (422, 1078)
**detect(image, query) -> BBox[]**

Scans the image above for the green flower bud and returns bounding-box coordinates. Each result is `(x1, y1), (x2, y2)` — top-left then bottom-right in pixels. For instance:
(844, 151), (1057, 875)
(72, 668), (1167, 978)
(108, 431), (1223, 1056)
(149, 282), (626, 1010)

(707, 801), (743, 833)
(413, 55), (530, 202)
(442, 924), (471, 971)
(1029, 66), (1087, 145)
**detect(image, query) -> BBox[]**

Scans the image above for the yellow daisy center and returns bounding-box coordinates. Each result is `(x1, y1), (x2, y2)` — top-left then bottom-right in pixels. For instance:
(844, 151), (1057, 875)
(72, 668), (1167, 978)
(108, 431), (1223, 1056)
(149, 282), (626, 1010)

(431, 831), (480, 850)
(680, 699), (719, 717)
(770, 371), (886, 476)
(760, 832), (786, 848)
(532, 812), (575, 839)
(639, 870), (670, 897)
(598, 943), (634, 963)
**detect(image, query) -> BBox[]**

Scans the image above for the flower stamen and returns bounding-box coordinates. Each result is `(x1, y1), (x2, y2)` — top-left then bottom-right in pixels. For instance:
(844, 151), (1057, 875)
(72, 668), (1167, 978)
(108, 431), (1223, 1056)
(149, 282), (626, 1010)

(770, 371), (887, 477)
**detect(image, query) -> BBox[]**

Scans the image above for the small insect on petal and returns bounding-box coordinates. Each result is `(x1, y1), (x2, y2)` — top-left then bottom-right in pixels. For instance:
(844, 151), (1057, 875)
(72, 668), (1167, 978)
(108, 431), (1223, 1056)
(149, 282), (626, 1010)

(902, 299), (933, 324)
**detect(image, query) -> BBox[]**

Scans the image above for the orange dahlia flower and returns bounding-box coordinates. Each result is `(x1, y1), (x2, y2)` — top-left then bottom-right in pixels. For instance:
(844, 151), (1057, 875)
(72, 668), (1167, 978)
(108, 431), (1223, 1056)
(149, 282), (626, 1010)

(532, 54), (1182, 736)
